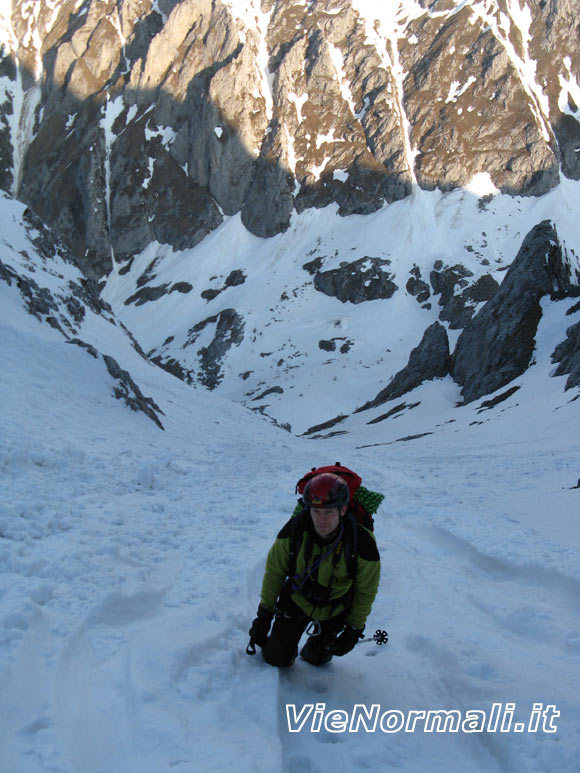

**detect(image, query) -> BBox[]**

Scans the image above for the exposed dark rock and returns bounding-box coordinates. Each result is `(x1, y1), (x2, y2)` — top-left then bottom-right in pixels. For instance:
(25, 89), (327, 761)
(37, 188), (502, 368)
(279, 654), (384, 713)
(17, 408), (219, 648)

(439, 273), (500, 329)
(22, 208), (71, 263)
(551, 320), (580, 389)
(477, 385), (521, 411)
(366, 401), (421, 425)
(4, 266), (63, 330)
(241, 151), (294, 238)
(67, 339), (99, 358)
(302, 414), (348, 436)
(356, 321), (451, 411)
(201, 270), (245, 301)
(395, 432), (433, 443)
(151, 356), (193, 383)
(0, 259), (16, 285)
(125, 281), (193, 306)
(63, 296), (86, 325)
(303, 257), (324, 276)
(185, 309), (245, 389)
(468, 274), (500, 302)
(139, 153), (224, 256)
(318, 337), (353, 352)
(430, 263), (474, 306)
(67, 278), (112, 317)
(554, 115), (580, 182)
(1, 252), (124, 348)
(124, 284), (170, 306)
(0, 54), (14, 192)
(136, 258), (160, 288)
(103, 355), (165, 430)
(407, 267), (431, 303)
(452, 221), (576, 402)
(171, 282), (193, 294)
(201, 288), (222, 301)
(252, 386), (284, 401)
(439, 294), (474, 329)
(118, 258), (134, 276)
(312, 257), (398, 304)
(224, 270), (246, 287)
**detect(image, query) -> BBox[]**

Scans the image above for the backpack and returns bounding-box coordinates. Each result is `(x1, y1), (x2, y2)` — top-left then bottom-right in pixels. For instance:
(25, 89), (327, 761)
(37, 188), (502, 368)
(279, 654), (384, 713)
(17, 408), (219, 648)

(287, 463), (384, 584)
(293, 462), (384, 532)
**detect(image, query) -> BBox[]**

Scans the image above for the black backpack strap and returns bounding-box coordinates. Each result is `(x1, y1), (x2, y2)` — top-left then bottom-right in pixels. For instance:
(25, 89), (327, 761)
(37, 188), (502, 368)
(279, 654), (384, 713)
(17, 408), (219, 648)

(342, 510), (359, 581)
(289, 509), (359, 579)
(287, 507), (309, 581)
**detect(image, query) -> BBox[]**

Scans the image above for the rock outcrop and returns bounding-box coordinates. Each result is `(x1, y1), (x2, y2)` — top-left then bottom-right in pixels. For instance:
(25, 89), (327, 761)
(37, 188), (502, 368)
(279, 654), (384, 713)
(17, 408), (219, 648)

(452, 221), (579, 403)
(311, 257), (398, 304)
(103, 355), (165, 430)
(433, 267), (500, 329)
(183, 308), (245, 389)
(356, 321), (451, 412)
(552, 320), (580, 390)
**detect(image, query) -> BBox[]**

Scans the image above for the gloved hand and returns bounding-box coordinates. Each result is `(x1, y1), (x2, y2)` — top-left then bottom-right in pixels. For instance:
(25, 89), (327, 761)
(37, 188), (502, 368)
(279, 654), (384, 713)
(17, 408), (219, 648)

(248, 604), (274, 648)
(330, 625), (364, 656)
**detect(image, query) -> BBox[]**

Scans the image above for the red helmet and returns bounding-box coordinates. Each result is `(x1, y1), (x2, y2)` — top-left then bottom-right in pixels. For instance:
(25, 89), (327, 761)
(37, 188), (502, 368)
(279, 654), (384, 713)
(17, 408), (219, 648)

(303, 473), (349, 509)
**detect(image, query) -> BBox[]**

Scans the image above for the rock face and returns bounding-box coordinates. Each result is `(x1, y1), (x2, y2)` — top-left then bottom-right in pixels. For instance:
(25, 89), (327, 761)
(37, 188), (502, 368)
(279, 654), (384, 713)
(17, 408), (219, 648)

(552, 320), (580, 390)
(401, 6), (561, 196)
(311, 257), (398, 304)
(452, 221), (579, 403)
(182, 308), (245, 389)
(357, 321), (451, 411)
(431, 265), (500, 329)
(0, 0), (578, 276)
(103, 355), (165, 430)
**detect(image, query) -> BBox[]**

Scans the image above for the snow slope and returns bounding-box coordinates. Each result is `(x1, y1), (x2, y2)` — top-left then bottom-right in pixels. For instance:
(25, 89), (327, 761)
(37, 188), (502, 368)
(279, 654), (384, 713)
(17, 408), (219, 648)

(1, 194), (579, 772)
(102, 178), (580, 435)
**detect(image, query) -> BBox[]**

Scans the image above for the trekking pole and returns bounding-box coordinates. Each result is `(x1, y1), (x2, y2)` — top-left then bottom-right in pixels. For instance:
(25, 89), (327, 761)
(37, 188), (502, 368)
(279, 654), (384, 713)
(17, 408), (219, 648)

(358, 629), (389, 646)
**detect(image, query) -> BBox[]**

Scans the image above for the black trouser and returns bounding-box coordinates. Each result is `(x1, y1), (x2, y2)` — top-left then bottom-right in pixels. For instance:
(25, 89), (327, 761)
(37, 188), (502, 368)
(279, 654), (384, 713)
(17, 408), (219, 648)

(262, 597), (348, 668)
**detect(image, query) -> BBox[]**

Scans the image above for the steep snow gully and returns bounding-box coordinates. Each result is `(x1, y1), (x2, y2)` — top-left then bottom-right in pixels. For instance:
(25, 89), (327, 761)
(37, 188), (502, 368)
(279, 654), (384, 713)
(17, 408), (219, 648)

(1, 157), (579, 771)
(2, 250), (579, 772)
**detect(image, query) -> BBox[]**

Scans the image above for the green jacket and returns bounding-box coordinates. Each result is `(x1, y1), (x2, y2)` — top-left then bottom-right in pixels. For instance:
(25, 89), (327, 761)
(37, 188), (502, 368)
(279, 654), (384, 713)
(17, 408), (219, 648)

(260, 513), (380, 630)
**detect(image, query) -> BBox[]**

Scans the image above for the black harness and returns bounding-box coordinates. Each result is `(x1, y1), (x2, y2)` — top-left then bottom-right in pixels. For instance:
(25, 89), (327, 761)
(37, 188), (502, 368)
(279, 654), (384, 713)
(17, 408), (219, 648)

(284, 508), (359, 613)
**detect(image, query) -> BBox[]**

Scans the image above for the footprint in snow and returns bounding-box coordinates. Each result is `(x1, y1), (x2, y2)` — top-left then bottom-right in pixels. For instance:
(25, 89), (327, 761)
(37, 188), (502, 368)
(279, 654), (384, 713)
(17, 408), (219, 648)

(288, 755), (316, 773)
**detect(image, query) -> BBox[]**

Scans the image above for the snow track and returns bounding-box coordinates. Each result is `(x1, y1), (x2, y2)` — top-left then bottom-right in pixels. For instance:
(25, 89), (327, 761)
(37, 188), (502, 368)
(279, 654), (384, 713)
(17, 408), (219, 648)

(1, 354), (579, 770)
(275, 507), (579, 772)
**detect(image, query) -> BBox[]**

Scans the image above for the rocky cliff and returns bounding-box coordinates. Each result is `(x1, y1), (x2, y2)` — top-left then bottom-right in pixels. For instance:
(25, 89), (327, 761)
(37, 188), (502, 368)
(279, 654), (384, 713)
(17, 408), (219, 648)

(1, 0), (579, 277)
